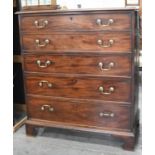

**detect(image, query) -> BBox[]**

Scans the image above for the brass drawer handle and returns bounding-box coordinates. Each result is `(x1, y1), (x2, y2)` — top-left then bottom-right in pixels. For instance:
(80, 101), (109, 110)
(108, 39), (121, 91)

(35, 39), (50, 47)
(36, 60), (51, 68)
(96, 19), (114, 27)
(99, 86), (115, 95)
(98, 62), (114, 71)
(34, 20), (48, 29)
(99, 112), (115, 118)
(38, 80), (53, 88)
(97, 39), (114, 48)
(41, 105), (54, 112)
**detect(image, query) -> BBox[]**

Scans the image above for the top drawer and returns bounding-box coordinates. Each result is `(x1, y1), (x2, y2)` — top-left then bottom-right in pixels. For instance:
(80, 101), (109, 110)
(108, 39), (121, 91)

(20, 13), (132, 33)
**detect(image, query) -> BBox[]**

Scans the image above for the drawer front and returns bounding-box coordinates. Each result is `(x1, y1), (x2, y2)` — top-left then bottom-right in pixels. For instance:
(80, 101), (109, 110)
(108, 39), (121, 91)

(25, 75), (131, 102)
(24, 54), (132, 76)
(22, 33), (131, 52)
(27, 95), (131, 130)
(20, 13), (131, 32)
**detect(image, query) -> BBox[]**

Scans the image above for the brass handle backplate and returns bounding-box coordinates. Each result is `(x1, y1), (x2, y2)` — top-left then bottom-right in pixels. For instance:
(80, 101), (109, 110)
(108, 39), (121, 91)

(99, 112), (115, 118)
(38, 80), (53, 88)
(36, 60), (51, 68)
(35, 39), (50, 47)
(34, 20), (48, 29)
(41, 105), (54, 112)
(97, 39), (114, 48)
(98, 62), (114, 71)
(99, 86), (115, 95)
(96, 19), (114, 27)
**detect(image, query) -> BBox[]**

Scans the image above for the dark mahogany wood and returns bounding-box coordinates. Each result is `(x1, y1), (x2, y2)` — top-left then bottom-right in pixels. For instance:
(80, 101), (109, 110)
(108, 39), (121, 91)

(22, 32), (131, 52)
(24, 53), (132, 77)
(20, 13), (131, 32)
(27, 95), (131, 130)
(113, 133), (136, 150)
(17, 9), (139, 150)
(17, 8), (137, 14)
(122, 136), (135, 150)
(25, 124), (38, 136)
(25, 74), (131, 102)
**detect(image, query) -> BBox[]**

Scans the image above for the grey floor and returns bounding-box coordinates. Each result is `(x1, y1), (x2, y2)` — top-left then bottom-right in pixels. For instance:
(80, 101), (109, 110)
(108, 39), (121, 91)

(14, 85), (142, 155)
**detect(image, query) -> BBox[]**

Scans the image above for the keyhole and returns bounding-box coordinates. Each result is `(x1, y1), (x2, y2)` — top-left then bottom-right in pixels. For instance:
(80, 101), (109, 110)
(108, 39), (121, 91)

(70, 17), (73, 21)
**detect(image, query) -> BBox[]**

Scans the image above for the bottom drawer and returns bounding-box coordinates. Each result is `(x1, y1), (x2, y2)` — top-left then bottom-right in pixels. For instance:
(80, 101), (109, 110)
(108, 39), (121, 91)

(27, 95), (131, 131)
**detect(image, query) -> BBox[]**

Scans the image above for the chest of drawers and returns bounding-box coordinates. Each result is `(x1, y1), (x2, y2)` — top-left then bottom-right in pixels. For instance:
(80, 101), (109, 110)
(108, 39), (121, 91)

(17, 8), (139, 150)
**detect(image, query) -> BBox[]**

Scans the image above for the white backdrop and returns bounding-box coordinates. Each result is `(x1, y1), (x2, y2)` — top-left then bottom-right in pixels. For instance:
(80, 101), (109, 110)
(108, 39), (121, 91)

(57, 0), (125, 9)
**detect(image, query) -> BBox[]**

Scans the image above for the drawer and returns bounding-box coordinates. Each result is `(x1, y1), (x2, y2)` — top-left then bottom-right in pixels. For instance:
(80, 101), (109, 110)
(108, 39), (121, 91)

(27, 95), (131, 130)
(25, 74), (131, 102)
(24, 54), (132, 77)
(20, 13), (131, 33)
(22, 32), (131, 52)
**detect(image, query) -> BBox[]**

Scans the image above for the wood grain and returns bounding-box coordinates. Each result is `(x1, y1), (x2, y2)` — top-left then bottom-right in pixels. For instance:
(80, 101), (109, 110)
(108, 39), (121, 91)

(24, 53), (132, 76)
(27, 95), (131, 130)
(20, 13), (131, 32)
(22, 32), (131, 52)
(25, 74), (131, 102)
(17, 9), (139, 150)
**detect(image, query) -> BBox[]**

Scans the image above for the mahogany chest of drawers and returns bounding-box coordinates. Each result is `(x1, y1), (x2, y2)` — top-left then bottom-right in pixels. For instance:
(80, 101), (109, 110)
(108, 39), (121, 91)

(17, 8), (139, 150)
